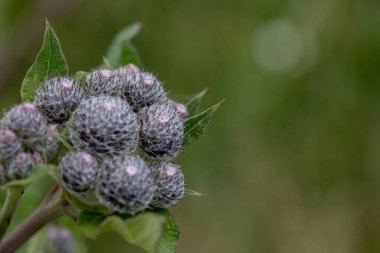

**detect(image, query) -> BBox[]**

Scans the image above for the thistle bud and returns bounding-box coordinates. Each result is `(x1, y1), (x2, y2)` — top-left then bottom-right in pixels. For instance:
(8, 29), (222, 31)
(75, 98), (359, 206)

(31, 152), (43, 165)
(117, 64), (140, 75)
(58, 151), (98, 196)
(34, 124), (61, 161)
(85, 69), (123, 97)
(159, 99), (189, 120)
(2, 103), (46, 139)
(119, 71), (167, 111)
(0, 128), (22, 162)
(172, 102), (189, 119)
(150, 162), (185, 208)
(7, 152), (35, 180)
(139, 104), (184, 161)
(34, 77), (84, 124)
(46, 226), (75, 253)
(96, 154), (156, 214)
(69, 96), (139, 157)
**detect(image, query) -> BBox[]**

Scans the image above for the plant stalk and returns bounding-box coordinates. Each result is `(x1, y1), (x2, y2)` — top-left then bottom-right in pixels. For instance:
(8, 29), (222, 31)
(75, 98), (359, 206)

(0, 186), (23, 240)
(0, 187), (64, 253)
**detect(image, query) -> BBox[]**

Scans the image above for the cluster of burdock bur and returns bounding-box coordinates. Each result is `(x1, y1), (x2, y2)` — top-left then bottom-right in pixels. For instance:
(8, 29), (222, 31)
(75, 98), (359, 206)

(0, 64), (188, 214)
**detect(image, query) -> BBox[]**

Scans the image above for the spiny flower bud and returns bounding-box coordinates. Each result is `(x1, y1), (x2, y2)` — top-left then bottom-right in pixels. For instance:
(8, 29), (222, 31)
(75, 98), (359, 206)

(150, 162), (185, 208)
(120, 71), (167, 111)
(115, 64), (140, 89)
(0, 128), (22, 162)
(34, 124), (61, 161)
(159, 99), (189, 120)
(34, 77), (85, 124)
(46, 226), (75, 253)
(117, 64), (140, 75)
(7, 152), (35, 180)
(85, 69), (123, 97)
(172, 102), (189, 119)
(2, 103), (46, 139)
(96, 154), (156, 214)
(58, 151), (98, 196)
(69, 96), (139, 157)
(31, 152), (43, 165)
(139, 104), (184, 161)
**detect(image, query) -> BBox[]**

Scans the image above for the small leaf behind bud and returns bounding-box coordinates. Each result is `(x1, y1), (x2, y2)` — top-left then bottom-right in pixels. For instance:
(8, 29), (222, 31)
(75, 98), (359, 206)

(21, 20), (68, 102)
(183, 99), (224, 148)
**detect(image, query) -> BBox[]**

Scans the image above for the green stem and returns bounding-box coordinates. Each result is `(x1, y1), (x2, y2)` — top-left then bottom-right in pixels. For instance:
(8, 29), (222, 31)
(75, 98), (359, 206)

(0, 186), (23, 240)
(0, 188), (64, 253)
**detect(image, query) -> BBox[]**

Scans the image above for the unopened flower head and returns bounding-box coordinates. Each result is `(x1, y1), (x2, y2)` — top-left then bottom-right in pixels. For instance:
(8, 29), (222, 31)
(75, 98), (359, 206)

(7, 152), (35, 181)
(31, 152), (43, 165)
(33, 124), (61, 161)
(96, 154), (156, 214)
(58, 151), (98, 196)
(173, 103), (189, 119)
(34, 77), (84, 124)
(117, 64), (140, 75)
(0, 128), (22, 162)
(85, 69), (123, 97)
(69, 96), (139, 157)
(120, 72), (167, 111)
(150, 162), (185, 208)
(2, 103), (46, 139)
(159, 99), (189, 120)
(139, 104), (184, 161)
(47, 226), (75, 253)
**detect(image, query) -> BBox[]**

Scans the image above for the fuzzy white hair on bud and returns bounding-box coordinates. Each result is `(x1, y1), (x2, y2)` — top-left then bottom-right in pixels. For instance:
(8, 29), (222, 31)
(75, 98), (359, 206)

(117, 71), (167, 111)
(7, 152), (35, 181)
(150, 162), (185, 208)
(96, 154), (156, 214)
(34, 77), (84, 124)
(85, 69), (123, 97)
(2, 103), (47, 139)
(139, 104), (184, 161)
(0, 129), (22, 163)
(69, 96), (139, 157)
(32, 124), (61, 161)
(58, 151), (98, 196)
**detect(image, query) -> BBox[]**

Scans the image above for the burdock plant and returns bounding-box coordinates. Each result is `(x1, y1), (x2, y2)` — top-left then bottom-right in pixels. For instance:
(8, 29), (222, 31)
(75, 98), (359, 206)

(0, 20), (223, 253)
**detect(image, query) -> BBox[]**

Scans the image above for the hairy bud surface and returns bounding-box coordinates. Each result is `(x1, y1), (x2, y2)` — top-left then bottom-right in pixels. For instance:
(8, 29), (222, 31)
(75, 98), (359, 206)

(96, 154), (156, 214)
(34, 77), (84, 124)
(150, 162), (185, 208)
(58, 151), (98, 196)
(139, 104), (184, 160)
(69, 96), (139, 157)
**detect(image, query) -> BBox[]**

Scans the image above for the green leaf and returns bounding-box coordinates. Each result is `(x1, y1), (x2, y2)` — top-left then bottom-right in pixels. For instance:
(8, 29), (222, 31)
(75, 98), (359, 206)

(103, 23), (142, 68)
(76, 211), (107, 238)
(64, 190), (112, 214)
(184, 188), (206, 197)
(79, 212), (163, 252)
(56, 133), (73, 151)
(75, 71), (88, 85)
(183, 100), (224, 148)
(155, 209), (179, 253)
(102, 57), (114, 69)
(1, 164), (54, 189)
(77, 210), (179, 253)
(20, 20), (68, 102)
(186, 88), (208, 117)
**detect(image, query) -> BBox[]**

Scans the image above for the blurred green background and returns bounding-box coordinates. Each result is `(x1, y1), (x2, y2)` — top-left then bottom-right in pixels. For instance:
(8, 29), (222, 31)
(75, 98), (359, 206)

(1, 0), (380, 252)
